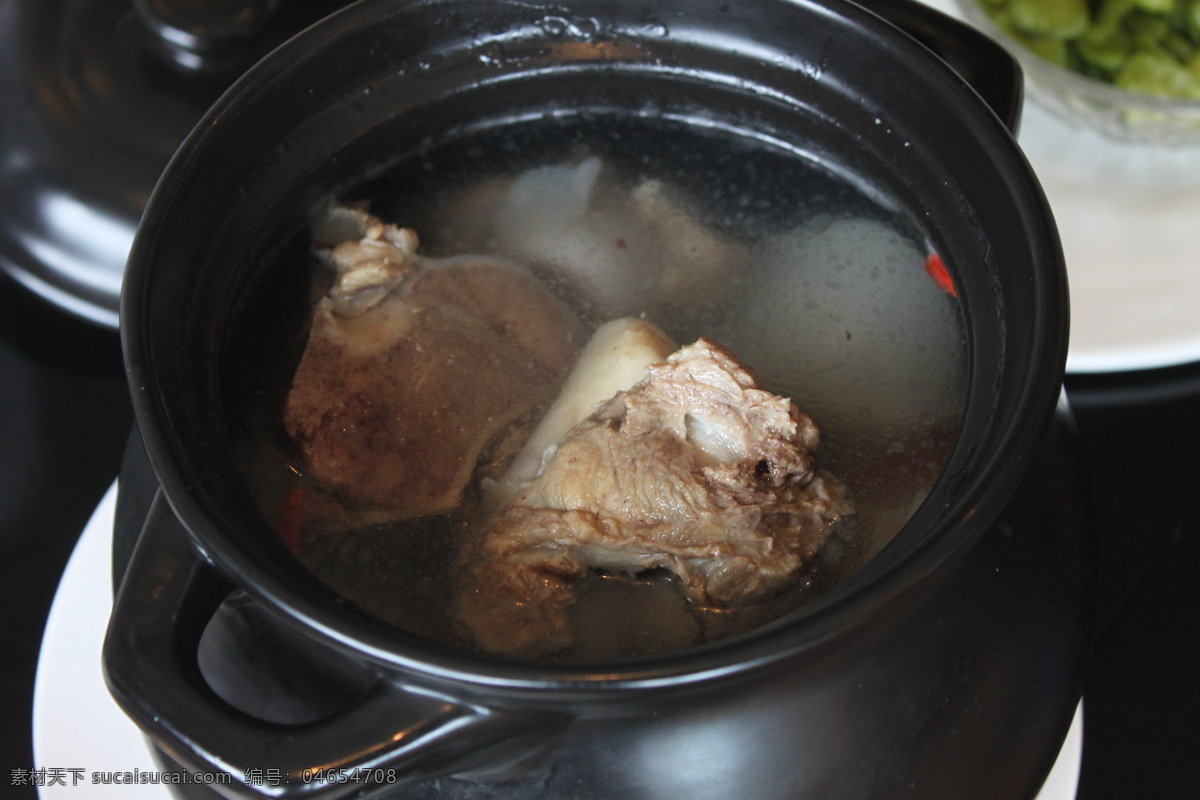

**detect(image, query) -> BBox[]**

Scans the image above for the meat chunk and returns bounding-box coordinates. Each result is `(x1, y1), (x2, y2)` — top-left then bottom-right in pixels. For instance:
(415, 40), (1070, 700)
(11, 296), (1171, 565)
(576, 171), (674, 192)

(283, 204), (585, 526)
(632, 179), (742, 301)
(457, 337), (852, 657)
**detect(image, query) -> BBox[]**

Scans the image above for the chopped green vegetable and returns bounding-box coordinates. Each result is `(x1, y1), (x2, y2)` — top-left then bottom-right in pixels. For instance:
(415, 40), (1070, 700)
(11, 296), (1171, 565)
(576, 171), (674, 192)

(977, 0), (1200, 99)
(1026, 31), (1074, 64)
(1116, 50), (1200, 96)
(1184, 0), (1200, 41)
(1009, 0), (1091, 37)
(1132, 0), (1175, 13)
(1087, 0), (1135, 41)
(1078, 28), (1133, 72)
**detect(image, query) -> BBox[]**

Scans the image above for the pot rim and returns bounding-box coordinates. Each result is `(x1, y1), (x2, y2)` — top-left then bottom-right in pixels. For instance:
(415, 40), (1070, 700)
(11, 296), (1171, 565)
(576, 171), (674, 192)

(121, 0), (1069, 698)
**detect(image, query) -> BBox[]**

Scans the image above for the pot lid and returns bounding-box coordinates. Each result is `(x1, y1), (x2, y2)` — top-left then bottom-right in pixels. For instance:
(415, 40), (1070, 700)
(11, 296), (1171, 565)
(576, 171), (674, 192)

(0, 0), (350, 327)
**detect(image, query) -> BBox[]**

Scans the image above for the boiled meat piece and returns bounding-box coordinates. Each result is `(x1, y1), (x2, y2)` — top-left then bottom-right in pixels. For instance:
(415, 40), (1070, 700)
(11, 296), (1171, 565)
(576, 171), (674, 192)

(485, 158), (746, 317)
(283, 204), (585, 526)
(457, 336), (852, 657)
(632, 179), (742, 302)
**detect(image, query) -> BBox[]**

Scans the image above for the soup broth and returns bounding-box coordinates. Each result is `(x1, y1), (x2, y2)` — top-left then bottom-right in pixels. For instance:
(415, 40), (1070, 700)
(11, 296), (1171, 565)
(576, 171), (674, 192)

(228, 112), (967, 660)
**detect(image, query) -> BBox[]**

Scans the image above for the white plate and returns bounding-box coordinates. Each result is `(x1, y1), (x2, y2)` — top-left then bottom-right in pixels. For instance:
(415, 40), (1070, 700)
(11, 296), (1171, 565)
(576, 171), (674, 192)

(33, 483), (1084, 798)
(32, 483), (162, 798)
(919, 0), (1200, 373)
(1018, 99), (1200, 373)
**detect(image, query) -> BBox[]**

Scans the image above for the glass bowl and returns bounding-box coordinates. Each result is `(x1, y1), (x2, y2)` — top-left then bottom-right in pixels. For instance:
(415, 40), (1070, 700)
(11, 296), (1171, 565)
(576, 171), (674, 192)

(956, 0), (1200, 146)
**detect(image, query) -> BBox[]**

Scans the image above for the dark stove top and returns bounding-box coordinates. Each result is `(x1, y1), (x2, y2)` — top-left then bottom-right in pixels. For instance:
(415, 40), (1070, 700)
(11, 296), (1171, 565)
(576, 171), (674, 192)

(3, 270), (1199, 798)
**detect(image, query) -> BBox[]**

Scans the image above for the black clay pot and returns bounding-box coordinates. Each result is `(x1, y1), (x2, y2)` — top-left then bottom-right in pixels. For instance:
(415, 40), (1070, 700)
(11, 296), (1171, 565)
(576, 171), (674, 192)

(106, 1), (1093, 798)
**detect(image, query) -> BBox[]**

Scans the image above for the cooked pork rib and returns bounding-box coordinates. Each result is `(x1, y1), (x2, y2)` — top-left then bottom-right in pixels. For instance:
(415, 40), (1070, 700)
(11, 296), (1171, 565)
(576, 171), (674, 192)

(458, 337), (852, 657)
(284, 204), (584, 525)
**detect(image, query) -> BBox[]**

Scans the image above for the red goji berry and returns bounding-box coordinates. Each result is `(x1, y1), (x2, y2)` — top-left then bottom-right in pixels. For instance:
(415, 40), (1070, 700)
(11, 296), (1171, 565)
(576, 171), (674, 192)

(924, 252), (957, 298)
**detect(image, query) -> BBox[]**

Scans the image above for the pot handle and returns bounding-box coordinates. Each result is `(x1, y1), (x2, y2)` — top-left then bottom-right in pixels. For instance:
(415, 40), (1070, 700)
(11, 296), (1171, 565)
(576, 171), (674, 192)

(855, 0), (1024, 133)
(103, 490), (561, 799)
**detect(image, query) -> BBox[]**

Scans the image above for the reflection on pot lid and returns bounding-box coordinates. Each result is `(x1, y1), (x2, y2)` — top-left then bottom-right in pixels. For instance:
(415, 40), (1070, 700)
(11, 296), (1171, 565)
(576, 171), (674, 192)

(0, 0), (350, 328)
